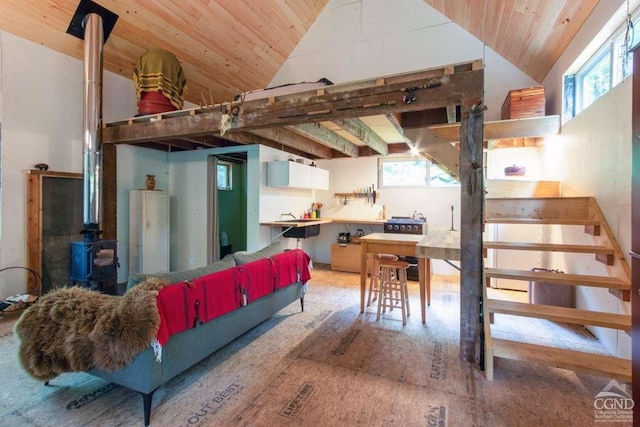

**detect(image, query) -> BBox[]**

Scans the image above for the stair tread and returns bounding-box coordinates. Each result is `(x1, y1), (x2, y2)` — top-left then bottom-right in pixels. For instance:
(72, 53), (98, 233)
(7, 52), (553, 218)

(483, 241), (613, 254)
(484, 218), (599, 225)
(491, 338), (631, 380)
(484, 268), (630, 289)
(487, 299), (630, 330)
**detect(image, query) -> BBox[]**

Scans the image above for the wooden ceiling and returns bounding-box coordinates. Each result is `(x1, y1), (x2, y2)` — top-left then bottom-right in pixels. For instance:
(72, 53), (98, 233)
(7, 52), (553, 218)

(423, 0), (599, 83)
(0, 0), (582, 162)
(0, 0), (597, 106)
(0, 0), (328, 106)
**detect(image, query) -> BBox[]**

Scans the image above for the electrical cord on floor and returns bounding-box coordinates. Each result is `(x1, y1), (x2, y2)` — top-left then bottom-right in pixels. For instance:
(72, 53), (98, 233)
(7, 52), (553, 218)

(0, 266), (43, 315)
(0, 266), (43, 295)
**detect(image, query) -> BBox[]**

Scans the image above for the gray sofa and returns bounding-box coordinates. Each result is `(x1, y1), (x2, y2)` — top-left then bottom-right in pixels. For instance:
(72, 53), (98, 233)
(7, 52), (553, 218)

(88, 243), (306, 426)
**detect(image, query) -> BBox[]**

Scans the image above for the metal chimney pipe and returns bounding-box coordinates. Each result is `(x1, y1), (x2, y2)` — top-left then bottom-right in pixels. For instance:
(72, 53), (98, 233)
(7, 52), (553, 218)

(82, 13), (103, 237)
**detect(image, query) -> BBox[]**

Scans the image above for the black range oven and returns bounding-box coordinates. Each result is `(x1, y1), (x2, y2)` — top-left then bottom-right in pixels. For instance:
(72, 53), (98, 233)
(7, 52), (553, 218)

(383, 216), (427, 280)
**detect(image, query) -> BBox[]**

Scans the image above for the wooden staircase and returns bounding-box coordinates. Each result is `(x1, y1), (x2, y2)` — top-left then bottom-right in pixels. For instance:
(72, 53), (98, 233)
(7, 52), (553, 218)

(483, 196), (632, 381)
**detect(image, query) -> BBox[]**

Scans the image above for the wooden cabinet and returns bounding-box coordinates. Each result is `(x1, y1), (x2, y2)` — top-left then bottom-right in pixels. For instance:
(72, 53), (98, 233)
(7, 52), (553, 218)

(129, 190), (170, 274)
(331, 243), (361, 273)
(267, 161), (329, 190)
(501, 86), (545, 119)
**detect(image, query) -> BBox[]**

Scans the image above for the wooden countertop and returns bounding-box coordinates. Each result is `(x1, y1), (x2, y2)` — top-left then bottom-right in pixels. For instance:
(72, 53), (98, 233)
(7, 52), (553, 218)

(357, 229), (461, 261)
(261, 219), (333, 227)
(261, 217), (386, 226)
(358, 232), (424, 245)
(416, 228), (460, 260)
(326, 218), (386, 224)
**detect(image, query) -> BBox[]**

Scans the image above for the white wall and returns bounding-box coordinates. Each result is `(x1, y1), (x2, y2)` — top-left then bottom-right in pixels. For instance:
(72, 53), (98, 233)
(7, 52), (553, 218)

(312, 156), (460, 274)
(270, 0), (538, 121)
(537, 0), (633, 359)
(116, 146), (169, 279)
(0, 31), (139, 296)
(540, 80), (632, 359)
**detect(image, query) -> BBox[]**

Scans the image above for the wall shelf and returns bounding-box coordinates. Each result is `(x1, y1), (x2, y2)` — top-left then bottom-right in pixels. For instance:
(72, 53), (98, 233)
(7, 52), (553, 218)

(334, 191), (379, 204)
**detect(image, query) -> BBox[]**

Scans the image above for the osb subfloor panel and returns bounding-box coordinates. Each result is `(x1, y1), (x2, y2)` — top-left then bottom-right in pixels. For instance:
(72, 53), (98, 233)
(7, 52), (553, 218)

(0, 266), (629, 426)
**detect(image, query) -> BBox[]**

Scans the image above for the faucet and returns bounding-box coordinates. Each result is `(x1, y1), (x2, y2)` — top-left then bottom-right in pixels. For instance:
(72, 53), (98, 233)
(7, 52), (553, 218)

(281, 212), (297, 220)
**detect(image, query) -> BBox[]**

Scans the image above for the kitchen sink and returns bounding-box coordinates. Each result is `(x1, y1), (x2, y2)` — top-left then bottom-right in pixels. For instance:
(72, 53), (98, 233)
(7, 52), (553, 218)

(274, 218), (320, 222)
(281, 223), (321, 238)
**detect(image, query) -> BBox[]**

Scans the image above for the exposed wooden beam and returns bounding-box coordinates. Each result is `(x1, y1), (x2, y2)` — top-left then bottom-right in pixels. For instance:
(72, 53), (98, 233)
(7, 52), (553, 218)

(429, 115), (560, 142)
(459, 58), (484, 366)
(249, 127), (333, 159)
(404, 127), (460, 179)
(332, 118), (388, 155)
(357, 143), (411, 157)
(102, 144), (117, 241)
(289, 122), (360, 157)
(102, 66), (485, 145)
(400, 109), (449, 128)
(181, 136), (221, 147)
(444, 66), (458, 123)
(238, 69), (481, 130)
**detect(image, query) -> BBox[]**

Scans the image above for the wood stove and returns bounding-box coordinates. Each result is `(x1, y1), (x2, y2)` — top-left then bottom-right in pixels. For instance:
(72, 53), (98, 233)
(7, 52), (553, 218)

(71, 238), (118, 293)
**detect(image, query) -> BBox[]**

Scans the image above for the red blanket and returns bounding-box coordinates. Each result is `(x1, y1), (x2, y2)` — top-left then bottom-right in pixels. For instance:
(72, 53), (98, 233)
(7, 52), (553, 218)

(236, 258), (274, 303)
(272, 250), (311, 289)
(154, 249), (311, 346)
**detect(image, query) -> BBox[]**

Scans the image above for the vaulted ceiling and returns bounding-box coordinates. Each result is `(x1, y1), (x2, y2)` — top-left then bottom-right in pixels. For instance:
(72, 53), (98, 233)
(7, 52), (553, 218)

(1, 0), (598, 106)
(0, 0), (593, 162)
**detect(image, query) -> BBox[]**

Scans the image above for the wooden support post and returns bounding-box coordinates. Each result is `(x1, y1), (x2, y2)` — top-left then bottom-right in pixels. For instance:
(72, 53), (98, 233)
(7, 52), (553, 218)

(459, 94), (485, 365)
(102, 143), (117, 241)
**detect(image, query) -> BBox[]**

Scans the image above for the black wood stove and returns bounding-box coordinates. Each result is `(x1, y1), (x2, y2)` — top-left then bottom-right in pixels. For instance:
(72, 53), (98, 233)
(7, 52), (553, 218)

(71, 234), (118, 293)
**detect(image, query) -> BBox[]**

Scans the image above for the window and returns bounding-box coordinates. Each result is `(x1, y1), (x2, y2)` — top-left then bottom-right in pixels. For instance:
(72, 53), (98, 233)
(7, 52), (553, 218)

(564, 9), (638, 122)
(378, 157), (457, 188)
(217, 161), (232, 191)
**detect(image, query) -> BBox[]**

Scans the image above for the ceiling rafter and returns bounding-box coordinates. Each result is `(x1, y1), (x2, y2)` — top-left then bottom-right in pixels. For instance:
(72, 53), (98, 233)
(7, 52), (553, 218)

(288, 122), (360, 157)
(331, 118), (389, 155)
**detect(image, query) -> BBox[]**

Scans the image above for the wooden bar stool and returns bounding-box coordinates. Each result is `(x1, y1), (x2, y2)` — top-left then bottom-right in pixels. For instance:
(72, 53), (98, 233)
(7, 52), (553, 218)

(366, 253), (398, 307)
(376, 259), (411, 325)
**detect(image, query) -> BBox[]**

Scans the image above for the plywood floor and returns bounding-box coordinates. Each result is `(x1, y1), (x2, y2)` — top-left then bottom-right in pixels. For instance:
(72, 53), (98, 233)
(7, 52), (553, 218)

(0, 266), (628, 426)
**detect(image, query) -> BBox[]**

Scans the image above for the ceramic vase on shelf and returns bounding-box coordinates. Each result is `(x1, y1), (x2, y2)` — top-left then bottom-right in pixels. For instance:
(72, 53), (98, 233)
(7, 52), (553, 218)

(145, 174), (156, 190)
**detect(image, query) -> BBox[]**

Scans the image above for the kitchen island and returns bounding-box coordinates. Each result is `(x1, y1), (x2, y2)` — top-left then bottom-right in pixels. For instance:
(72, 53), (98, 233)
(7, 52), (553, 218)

(359, 233), (429, 323)
(359, 228), (460, 325)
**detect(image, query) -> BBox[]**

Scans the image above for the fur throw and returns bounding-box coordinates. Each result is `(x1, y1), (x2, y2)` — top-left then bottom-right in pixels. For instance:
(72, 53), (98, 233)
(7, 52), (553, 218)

(14, 278), (168, 381)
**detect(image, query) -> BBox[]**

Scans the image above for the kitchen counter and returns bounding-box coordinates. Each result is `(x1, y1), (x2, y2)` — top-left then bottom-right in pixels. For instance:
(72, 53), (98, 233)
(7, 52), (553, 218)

(261, 219), (333, 227)
(416, 228), (461, 261)
(261, 217), (385, 227)
(358, 232), (429, 323)
(325, 218), (386, 225)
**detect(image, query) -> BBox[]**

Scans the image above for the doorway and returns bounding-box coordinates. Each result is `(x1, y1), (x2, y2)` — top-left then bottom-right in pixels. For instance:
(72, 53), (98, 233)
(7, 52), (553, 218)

(208, 152), (248, 262)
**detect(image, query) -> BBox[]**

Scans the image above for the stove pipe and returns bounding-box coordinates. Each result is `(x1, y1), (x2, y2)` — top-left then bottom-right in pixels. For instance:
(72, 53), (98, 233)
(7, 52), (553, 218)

(82, 13), (103, 241)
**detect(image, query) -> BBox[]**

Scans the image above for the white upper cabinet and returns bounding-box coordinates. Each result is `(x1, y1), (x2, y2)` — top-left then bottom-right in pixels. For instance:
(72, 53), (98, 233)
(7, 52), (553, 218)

(267, 161), (329, 190)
